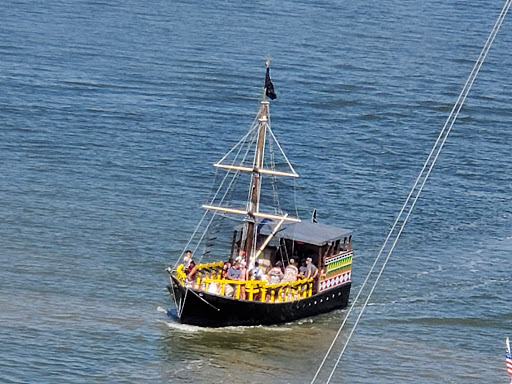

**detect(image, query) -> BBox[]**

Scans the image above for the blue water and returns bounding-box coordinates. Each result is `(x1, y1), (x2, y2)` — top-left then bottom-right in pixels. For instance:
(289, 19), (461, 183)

(1, 1), (511, 383)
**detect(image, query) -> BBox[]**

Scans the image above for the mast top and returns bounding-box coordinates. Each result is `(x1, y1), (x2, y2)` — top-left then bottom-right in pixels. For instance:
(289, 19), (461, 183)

(264, 58), (277, 101)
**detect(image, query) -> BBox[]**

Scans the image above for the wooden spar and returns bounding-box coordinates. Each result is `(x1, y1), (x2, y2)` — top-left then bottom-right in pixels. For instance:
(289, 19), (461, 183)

(202, 204), (300, 222)
(202, 205), (247, 216)
(249, 214), (288, 268)
(507, 337), (511, 354)
(213, 163), (299, 178)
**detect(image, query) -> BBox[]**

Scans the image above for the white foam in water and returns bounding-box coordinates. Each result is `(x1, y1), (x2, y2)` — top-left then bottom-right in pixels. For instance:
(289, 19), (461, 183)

(296, 318), (314, 325)
(160, 319), (205, 333)
(161, 320), (295, 333)
(156, 306), (295, 332)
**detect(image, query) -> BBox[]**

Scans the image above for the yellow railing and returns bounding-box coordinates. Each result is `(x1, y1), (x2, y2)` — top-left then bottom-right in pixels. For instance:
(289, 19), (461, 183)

(175, 261), (224, 285)
(174, 262), (314, 302)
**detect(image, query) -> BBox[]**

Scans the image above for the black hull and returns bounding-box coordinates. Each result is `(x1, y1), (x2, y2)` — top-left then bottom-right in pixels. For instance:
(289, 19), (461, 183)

(168, 277), (351, 327)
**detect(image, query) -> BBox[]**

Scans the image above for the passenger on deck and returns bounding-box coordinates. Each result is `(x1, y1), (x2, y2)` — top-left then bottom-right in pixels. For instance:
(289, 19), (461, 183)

(239, 261), (247, 300)
(305, 257), (318, 279)
(200, 271), (210, 291)
(207, 279), (220, 295)
(251, 261), (264, 280)
(299, 259), (307, 277)
(186, 260), (197, 287)
(281, 259), (298, 283)
(225, 260), (242, 298)
(227, 261), (242, 280)
(261, 266), (270, 283)
(235, 250), (246, 263)
(222, 259), (232, 279)
(183, 250), (193, 268)
(268, 262), (284, 284)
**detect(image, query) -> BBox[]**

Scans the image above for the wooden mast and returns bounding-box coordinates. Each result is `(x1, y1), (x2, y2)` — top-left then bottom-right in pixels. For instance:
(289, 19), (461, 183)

(243, 60), (272, 263)
(202, 59), (299, 263)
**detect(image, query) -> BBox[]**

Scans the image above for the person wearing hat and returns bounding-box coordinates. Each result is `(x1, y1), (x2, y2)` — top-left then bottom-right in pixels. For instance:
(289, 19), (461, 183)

(305, 257), (318, 279)
(282, 258), (298, 283)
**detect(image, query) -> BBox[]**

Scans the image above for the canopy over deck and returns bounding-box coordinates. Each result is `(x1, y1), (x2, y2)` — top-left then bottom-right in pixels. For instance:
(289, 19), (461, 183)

(237, 219), (353, 246)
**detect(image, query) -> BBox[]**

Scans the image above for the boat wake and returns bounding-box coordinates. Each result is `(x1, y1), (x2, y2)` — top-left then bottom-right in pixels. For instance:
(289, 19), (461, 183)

(157, 306), (297, 332)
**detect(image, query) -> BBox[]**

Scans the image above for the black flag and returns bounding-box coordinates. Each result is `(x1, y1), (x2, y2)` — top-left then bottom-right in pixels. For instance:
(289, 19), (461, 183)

(265, 67), (277, 100)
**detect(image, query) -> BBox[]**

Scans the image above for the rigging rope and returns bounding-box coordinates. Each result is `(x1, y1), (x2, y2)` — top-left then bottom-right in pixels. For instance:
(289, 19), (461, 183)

(172, 116), (260, 269)
(311, 1), (512, 382)
(191, 129), (258, 261)
(268, 138), (283, 215)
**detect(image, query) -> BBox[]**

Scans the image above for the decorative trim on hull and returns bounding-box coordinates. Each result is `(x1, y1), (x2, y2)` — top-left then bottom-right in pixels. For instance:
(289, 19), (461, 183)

(319, 271), (351, 291)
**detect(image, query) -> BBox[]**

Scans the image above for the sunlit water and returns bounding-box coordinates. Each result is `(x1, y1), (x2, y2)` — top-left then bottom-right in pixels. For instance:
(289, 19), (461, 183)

(1, 1), (511, 383)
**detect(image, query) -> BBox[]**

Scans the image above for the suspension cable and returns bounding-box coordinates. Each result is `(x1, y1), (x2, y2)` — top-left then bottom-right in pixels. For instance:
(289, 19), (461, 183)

(311, 1), (512, 382)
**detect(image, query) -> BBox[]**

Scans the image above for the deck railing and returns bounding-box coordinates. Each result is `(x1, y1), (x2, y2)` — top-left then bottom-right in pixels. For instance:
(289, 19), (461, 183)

(175, 262), (314, 302)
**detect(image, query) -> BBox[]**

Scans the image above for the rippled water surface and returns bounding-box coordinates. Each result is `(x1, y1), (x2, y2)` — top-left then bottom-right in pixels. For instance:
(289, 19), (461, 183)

(1, 1), (511, 383)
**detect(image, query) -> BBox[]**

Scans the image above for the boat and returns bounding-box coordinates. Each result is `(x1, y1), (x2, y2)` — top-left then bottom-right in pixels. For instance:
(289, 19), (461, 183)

(166, 60), (354, 327)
